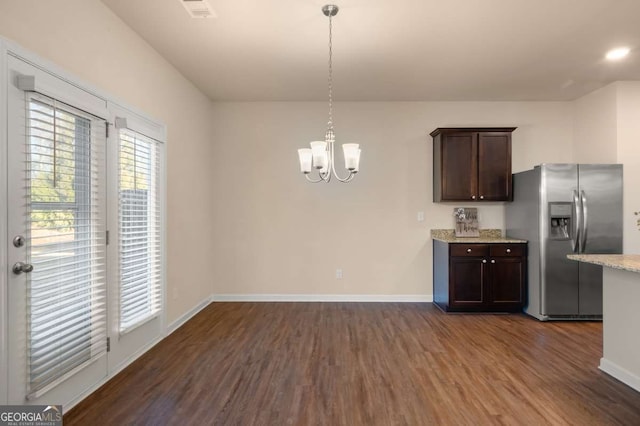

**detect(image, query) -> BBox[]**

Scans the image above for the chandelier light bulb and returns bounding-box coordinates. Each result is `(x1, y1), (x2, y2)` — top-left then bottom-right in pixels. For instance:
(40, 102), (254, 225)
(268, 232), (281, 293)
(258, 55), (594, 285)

(342, 144), (360, 171)
(353, 149), (361, 172)
(309, 141), (328, 169)
(297, 149), (312, 173)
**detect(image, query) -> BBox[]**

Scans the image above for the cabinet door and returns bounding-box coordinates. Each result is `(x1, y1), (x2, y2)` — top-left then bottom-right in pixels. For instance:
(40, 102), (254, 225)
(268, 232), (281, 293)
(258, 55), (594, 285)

(441, 133), (478, 201)
(450, 257), (486, 308)
(488, 257), (524, 307)
(478, 132), (512, 201)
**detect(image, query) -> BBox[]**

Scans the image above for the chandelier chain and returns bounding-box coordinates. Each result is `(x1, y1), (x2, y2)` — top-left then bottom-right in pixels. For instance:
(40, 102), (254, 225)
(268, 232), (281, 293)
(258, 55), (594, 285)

(327, 12), (333, 131)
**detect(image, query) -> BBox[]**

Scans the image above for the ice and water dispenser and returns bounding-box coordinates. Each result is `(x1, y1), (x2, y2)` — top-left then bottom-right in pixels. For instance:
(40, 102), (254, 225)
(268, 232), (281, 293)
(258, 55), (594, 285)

(548, 202), (572, 239)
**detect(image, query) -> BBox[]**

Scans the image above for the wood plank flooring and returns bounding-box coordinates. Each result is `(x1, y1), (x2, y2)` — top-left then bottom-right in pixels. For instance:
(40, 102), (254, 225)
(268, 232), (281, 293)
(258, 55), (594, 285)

(65, 303), (640, 425)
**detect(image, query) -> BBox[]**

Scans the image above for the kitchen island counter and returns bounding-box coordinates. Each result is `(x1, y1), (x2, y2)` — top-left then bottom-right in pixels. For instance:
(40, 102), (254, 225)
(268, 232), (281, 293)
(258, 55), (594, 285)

(567, 254), (640, 273)
(568, 254), (640, 393)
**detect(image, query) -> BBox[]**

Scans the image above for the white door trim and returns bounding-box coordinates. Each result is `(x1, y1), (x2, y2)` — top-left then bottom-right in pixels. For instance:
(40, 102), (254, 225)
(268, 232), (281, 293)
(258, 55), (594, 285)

(0, 38), (10, 406)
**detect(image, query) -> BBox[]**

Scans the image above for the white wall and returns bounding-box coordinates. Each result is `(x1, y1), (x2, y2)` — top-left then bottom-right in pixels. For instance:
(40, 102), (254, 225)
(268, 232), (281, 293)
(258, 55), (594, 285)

(573, 84), (618, 163)
(615, 82), (640, 253)
(0, 0), (215, 323)
(210, 101), (573, 297)
(572, 81), (640, 253)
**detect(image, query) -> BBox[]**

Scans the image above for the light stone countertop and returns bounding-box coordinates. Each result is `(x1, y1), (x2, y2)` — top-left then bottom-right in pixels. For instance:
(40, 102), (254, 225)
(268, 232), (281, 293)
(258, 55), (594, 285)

(567, 254), (640, 274)
(431, 229), (527, 244)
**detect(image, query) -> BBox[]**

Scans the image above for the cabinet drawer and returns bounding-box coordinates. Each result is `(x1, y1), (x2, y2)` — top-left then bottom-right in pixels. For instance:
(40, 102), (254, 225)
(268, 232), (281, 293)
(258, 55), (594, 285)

(489, 244), (525, 257)
(450, 244), (489, 257)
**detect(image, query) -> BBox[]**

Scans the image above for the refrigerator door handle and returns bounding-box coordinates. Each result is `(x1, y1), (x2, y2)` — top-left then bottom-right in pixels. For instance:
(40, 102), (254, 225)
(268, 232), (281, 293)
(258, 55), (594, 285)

(572, 190), (581, 253)
(581, 190), (588, 252)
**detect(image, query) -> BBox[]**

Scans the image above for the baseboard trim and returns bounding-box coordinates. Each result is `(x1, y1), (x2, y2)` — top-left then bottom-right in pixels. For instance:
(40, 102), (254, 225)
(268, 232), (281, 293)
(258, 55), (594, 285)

(108, 337), (164, 378)
(65, 296), (214, 412)
(599, 357), (640, 393)
(65, 334), (164, 412)
(166, 297), (213, 335)
(212, 294), (433, 303)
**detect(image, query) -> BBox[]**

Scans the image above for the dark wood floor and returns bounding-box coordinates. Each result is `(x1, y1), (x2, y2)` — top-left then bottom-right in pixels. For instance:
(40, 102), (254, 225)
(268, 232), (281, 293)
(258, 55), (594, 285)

(65, 303), (640, 425)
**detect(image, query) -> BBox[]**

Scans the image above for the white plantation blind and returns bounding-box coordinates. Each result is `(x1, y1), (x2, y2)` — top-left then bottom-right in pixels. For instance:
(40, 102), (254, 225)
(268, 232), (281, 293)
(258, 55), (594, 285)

(118, 129), (162, 333)
(25, 93), (107, 398)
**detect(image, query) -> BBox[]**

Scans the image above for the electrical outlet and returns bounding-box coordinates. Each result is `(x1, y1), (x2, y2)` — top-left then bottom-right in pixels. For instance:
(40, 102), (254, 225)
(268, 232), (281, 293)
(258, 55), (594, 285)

(336, 268), (343, 279)
(417, 211), (425, 222)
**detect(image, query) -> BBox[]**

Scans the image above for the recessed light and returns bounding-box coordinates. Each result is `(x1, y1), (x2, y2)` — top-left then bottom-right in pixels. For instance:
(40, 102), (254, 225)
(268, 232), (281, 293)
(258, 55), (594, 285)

(605, 47), (630, 61)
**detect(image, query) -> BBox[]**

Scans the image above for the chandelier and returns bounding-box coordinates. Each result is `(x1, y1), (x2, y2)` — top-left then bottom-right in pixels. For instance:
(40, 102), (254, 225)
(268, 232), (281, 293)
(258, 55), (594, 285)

(297, 4), (361, 183)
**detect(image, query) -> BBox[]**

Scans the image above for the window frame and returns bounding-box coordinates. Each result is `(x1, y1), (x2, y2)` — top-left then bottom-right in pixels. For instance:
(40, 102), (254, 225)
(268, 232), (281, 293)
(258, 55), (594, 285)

(107, 103), (167, 337)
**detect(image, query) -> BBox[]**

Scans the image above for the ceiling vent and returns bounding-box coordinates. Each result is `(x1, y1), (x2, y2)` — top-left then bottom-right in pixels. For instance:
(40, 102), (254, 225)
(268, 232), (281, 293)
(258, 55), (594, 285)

(180, 0), (217, 19)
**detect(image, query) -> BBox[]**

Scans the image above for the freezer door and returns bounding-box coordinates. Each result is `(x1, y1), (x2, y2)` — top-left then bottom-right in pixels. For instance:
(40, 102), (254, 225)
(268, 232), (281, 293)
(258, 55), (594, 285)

(578, 164), (623, 315)
(541, 164), (580, 316)
(578, 164), (623, 254)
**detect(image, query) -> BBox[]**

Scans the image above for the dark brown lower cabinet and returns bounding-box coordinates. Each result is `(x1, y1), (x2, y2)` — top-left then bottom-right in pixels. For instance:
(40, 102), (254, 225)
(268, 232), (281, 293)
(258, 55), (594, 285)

(433, 240), (526, 312)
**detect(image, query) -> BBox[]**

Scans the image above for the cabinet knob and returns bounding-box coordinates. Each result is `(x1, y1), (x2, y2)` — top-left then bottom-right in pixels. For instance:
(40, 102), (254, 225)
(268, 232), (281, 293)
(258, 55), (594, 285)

(466, 248), (472, 253)
(482, 259), (487, 263)
(471, 195), (476, 200)
(480, 195), (484, 200)
(506, 248), (511, 253)
(491, 259), (496, 264)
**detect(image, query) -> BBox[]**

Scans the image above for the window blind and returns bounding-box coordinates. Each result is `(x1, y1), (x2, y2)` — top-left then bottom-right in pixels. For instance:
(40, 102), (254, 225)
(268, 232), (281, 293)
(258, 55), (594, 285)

(26, 94), (107, 399)
(118, 129), (162, 333)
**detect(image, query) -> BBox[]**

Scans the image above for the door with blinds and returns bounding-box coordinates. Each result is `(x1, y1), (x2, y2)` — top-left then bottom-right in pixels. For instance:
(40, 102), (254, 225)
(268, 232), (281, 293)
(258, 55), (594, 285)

(6, 56), (109, 405)
(106, 106), (164, 372)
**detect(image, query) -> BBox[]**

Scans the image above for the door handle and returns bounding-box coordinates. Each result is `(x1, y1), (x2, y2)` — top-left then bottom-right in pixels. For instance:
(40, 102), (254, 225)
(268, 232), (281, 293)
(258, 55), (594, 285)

(12, 262), (33, 275)
(580, 190), (588, 252)
(572, 190), (581, 253)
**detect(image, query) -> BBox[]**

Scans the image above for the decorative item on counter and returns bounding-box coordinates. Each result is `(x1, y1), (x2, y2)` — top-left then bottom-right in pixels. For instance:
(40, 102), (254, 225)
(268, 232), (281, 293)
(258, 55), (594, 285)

(453, 207), (479, 237)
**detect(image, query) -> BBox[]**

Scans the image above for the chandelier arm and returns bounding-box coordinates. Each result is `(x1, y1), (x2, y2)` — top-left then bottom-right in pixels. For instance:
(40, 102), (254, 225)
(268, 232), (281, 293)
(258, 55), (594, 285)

(332, 168), (354, 182)
(330, 164), (354, 182)
(306, 166), (332, 183)
(304, 174), (324, 183)
(339, 174), (355, 183)
(328, 140), (354, 182)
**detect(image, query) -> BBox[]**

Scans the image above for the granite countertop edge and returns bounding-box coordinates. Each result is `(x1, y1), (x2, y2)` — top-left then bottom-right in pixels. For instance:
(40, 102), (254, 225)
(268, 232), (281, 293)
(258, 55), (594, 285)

(431, 229), (527, 244)
(567, 254), (640, 274)
(431, 236), (528, 243)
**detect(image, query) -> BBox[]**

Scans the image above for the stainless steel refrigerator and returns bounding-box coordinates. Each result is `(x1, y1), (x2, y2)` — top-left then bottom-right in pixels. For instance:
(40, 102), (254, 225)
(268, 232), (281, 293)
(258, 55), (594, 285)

(505, 164), (623, 321)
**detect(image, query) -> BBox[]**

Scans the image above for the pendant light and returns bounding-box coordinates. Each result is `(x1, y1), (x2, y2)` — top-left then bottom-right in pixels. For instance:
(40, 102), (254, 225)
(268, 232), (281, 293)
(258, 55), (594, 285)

(297, 4), (361, 183)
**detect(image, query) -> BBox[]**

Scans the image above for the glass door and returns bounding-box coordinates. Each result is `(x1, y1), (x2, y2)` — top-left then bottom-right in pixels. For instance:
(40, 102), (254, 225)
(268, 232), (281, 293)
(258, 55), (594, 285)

(6, 56), (108, 406)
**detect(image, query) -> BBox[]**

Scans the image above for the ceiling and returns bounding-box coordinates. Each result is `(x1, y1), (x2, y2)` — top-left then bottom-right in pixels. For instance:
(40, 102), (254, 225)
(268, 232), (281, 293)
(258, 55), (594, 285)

(101, 0), (640, 102)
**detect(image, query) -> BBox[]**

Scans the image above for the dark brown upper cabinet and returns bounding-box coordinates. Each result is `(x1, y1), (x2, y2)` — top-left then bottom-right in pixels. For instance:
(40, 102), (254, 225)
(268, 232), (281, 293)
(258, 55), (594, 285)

(431, 128), (516, 202)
